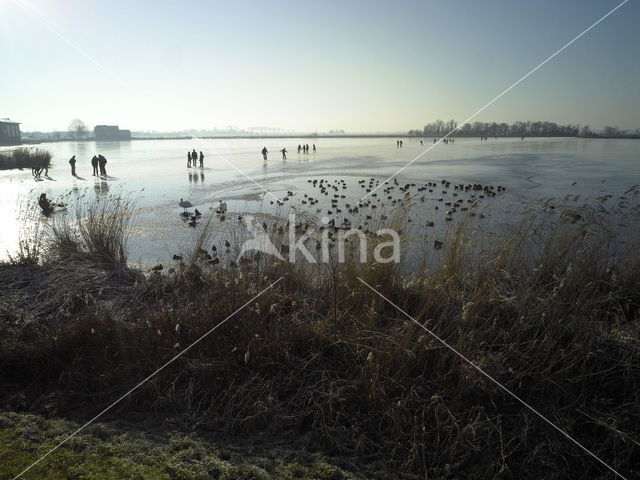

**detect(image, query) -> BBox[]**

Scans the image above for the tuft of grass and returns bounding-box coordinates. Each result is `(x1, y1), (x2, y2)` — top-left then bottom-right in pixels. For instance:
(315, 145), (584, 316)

(6, 201), (44, 266)
(47, 194), (134, 265)
(0, 195), (141, 340)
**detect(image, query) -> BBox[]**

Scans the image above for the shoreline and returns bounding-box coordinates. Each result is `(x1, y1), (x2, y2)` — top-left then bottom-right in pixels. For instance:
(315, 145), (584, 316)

(7, 134), (639, 147)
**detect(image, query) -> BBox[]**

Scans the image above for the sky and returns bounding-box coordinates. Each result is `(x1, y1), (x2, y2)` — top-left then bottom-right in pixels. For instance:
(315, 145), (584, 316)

(1, 0), (639, 133)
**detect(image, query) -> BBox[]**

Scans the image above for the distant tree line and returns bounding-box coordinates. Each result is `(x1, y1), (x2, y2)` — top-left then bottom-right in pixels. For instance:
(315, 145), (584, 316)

(583, 125), (640, 138)
(409, 120), (640, 138)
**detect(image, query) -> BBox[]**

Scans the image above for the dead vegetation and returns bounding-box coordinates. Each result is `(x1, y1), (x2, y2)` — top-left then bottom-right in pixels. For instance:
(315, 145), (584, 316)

(0, 194), (639, 479)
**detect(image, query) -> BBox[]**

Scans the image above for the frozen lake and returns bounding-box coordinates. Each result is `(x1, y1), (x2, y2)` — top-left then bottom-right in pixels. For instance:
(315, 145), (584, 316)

(1, 137), (638, 265)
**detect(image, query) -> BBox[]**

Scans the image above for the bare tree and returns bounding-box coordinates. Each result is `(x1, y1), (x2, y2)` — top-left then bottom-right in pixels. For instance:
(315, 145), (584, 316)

(68, 119), (88, 140)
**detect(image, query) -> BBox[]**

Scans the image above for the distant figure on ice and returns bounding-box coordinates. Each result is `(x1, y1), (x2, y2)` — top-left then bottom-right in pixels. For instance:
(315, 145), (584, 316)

(297, 144), (302, 154)
(280, 148), (287, 160)
(305, 144), (309, 154)
(187, 151), (191, 167)
(312, 144), (316, 153)
(420, 140), (423, 145)
(199, 151), (204, 167)
(69, 155), (77, 176)
(91, 155), (99, 176)
(261, 146), (268, 161)
(98, 154), (107, 176)
(191, 149), (198, 166)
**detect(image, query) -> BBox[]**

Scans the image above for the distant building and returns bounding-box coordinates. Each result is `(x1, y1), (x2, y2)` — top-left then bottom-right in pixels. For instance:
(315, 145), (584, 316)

(0, 119), (21, 145)
(94, 125), (131, 141)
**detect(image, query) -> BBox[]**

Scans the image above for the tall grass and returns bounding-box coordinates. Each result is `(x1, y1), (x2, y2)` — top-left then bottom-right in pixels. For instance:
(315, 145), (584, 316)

(0, 195), (639, 478)
(47, 194), (134, 265)
(0, 195), (139, 340)
(6, 200), (45, 265)
(0, 148), (52, 170)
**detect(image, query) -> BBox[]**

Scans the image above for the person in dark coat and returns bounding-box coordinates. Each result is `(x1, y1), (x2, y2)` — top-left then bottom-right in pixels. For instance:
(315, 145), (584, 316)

(38, 193), (53, 215)
(91, 155), (99, 175)
(69, 155), (77, 175)
(98, 154), (107, 176)
(187, 151), (191, 167)
(199, 151), (204, 167)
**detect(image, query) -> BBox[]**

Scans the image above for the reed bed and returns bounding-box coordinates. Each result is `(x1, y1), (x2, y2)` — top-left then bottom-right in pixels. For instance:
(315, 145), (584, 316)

(0, 194), (638, 479)
(0, 148), (52, 171)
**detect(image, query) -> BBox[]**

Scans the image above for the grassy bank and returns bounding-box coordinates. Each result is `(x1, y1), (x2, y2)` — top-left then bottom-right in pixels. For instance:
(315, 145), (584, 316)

(0, 412), (364, 480)
(1, 195), (639, 478)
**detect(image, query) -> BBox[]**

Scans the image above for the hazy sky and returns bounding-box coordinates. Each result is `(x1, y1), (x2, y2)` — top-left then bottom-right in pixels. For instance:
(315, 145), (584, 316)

(1, 0), (639, 132)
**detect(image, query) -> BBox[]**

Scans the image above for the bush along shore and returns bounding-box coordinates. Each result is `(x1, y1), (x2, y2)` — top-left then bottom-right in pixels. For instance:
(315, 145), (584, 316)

(0, 193), (639, 479)
(0, 148), (52, 171)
